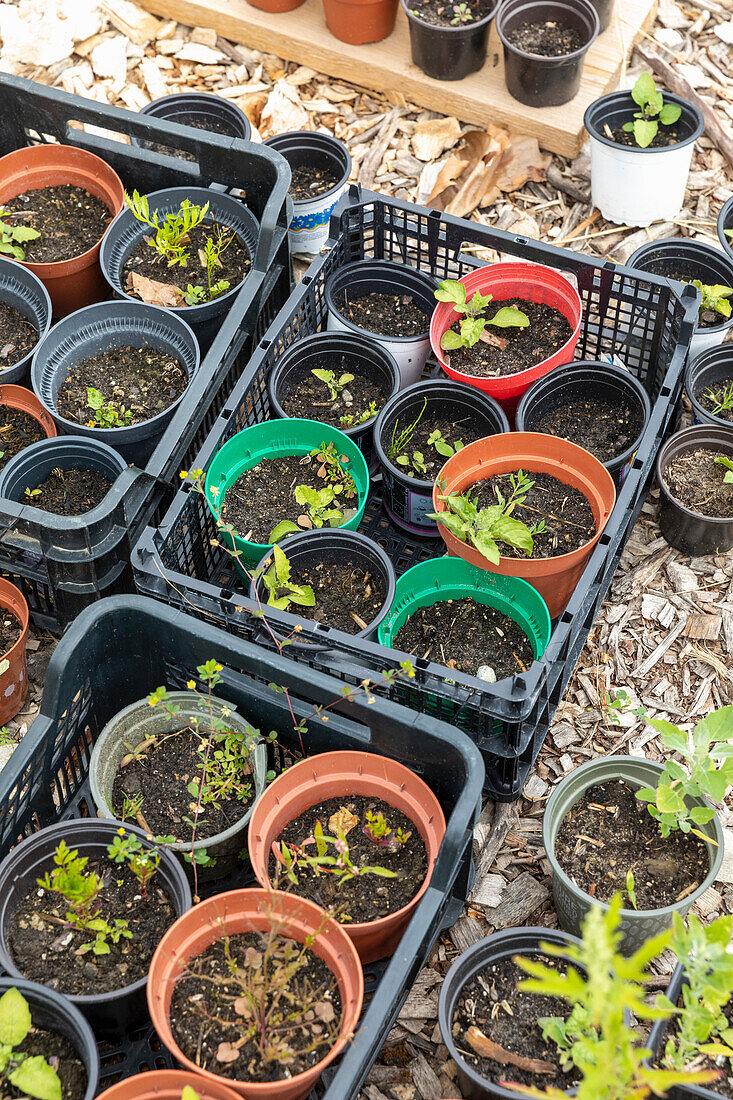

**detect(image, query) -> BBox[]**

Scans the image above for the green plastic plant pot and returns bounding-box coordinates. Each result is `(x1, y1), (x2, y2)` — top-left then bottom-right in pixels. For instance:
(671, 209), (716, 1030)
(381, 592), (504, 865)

(377, 556), (551, 673)
(543, 755), (724, 955)
(204, 418), (370, 574)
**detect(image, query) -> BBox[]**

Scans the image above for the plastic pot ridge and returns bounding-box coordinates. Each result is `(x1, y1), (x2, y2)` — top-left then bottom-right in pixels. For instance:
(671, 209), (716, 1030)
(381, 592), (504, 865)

(0, 258), (52, 385)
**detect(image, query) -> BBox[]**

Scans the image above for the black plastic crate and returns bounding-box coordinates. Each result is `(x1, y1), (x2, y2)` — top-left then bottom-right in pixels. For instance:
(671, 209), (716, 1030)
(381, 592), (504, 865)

(133, 186), (698, 799)
(0, 74), (293, 630)
(0, 594), (484, 1098)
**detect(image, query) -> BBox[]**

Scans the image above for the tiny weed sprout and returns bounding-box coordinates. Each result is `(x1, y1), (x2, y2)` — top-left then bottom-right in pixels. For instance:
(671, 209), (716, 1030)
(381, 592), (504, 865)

(363, 810), (412, 852)
(107, 828), (161, 902)
(388, 398), (427, 467)
(0, 208), (40, 261)
(625, 868), (637, 910)
(272, 820), (397, 891)
(705, 381), (733, 416)
(428, 470), (538, 564)
(23, 487), (42, 502)
(396, 451), (427, 476)
(86, 387), (134, 429)
(260, 544), (316, 612)
(427, 428), (464, 459)
(340, 401), (379, 427)
(0, 986), (62, 1100)
(622, 72), (682, 148)
(434, 279), (529, 353)
(311, 441), (357, 497)
(268, 485), (346, 542)
(125, 190), (208, 268)
(715, 455), (733, 484)
(312, 368), (354, 401)
(692, 281), (733, 322)
(451, 1), (472, 21)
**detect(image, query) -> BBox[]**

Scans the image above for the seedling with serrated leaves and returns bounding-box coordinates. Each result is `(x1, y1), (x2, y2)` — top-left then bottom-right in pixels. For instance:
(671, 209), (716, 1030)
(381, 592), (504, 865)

(434, 279), (529, 353)
(340, 401), (379, 426)
(427, 469), (539, 564)
(260, 544), (316, 612)
(716, 455), (733, 483)
(269, 485), (345, 544)
(705, 381), (733, 416)
(107, 828), (161, 902)
(86, 387), (133, 429)
(622, 72), (682, 148)
(272, 820), (397, 889)
(312, 368), (354, 401)
(125, 190), (208, 268)
(0, 986), (62, 1100)
(0, 208), (40, 261)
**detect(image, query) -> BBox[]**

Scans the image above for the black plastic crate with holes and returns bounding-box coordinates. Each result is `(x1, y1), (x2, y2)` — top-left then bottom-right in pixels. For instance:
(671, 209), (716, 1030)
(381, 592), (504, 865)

(0, 73), (293, 631)
(132, 185), (698, 800)
(0, 594), (484, 1098)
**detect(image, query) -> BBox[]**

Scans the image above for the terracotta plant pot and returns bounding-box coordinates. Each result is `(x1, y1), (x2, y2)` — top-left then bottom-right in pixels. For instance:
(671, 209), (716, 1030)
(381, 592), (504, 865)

(248, 750), (446, 963)
(147, 888), (364, 1100)
(0, 382), (57, 443)
(0, 577), (29, 726)
(0, 145), (124, 317)
(322, 0), (399, 44)
(96, 1069), (243, 1100)
(247, 0), (306, 11)
(431, 431), (616, 618)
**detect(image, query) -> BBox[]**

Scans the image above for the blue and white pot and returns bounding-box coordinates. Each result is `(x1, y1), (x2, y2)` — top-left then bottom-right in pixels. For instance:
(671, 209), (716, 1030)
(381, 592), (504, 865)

(265, 131), (351, 257)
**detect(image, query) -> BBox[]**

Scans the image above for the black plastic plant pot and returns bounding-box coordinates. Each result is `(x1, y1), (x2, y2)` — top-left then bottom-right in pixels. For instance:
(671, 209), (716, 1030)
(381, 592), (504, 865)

(373, 378), (510, 536)
(267, 331), (400, 471)
(30, 301), (200, 465)
(264, 131), (351, 256)
(135, 91), (252, 150)
(438, 927), (582, 1100)
(249, 528), (397, 650)
(0, 435), (127, 507)
(718, 195), (733, 262)
(0, 257), (52, 386)
(99, 186), (260, 355)
(496, 0), (599, 108)
(515, 360), (651, 486)
(587, 0), (613, 31)
(657, 424), (733, 556)
(645, 967), (722, 1100)
(0, 977), (100, 1100)
(685, 344), (733, 429)
(400, 0), (499, 81)
(0, 819), (192, 1038)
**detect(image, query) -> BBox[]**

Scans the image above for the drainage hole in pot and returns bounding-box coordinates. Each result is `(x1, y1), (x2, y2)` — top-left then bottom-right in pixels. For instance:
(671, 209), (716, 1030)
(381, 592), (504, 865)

(6, 1011), (88, 1099)
(0, 408), (46, 472)
(264, 557), (386, 635)
(405, 0), (493, 27)
(393, 597), (534, 680)
(56, 345), (188, 429)
(270, 795), (428, 923)
(470, 471), (595, 556)
(444, 299), (571, 378)
(383, 404), (490, 479)
(219, 450), (358, 545)
(505, 19), (584, 54)
(337, 292), (430, 338)
(290, 164), (341, 201)
(0, 608), (21, 657)
(531, 396), (643, 463)
(27, 466), (114, 516)
(696, 376), (733, 423)
(662, 448), (733, 519)
(280, 358), (386, 428)
(451, 955), (580, 1090)
(169, 931), (343, 1082)
(555, 778), (709, 909)
(2, 185), (113, 264)
(0, 301), (39, 370)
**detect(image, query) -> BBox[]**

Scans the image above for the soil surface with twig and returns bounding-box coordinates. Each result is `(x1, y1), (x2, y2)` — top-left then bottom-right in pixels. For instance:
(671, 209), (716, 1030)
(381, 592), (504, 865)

(532, 396), (643, 463)
(0, 407), (47, 473)
(0, 301), (39, 369)
(472, 471), (596, 557)
(445, 300), (572, 377)
(56, 345), (188, 428)
(275, 557), (387, 634)
(662, 448), (733, 518)
(280, 364), (385, 428)
(505, 19), (584, 55)
(122, 220), (250, 301)
(336, 292), (430, 337)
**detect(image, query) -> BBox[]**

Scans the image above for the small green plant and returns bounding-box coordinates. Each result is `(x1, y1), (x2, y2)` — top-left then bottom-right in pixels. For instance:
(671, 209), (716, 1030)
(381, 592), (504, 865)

(86, 387), (134, 429)
(625, 869), (637, 910)
(125, 190), (208, 268)
(340, 401), (378, 427)
(269, 485), (345, 543)
(310, 441), (357, 496)
(107, 828), (161, 902)
(0, 986), (62, 1100)
(312, 368), (354, 401)
(184, 230), (233, 303)
(260, 544), (316, 612)
(427, 428), (464, 459)
(427, 470), (540, 564)
(388, 398), (427, 466)
(715, 455), (733, 484)
(434, 280), (529, 352)
(622, 72), (682, 148)
(363, 810), (411, 852)
(395, 450), (427, 476)
(705, 381), (733, 416)
(0, 208), (40, 261)
(272, 820), (397, 889)
(23, 487), (42, 502)
(451, 1), (473, 22)
(692, 281), (733, 322)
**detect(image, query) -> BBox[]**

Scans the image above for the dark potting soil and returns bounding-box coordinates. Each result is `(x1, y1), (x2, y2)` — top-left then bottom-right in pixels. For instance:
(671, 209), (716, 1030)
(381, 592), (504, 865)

(445, 300), (572, 378)
(169, 931), (342, 1083)
(697, 376), (733, 424)
(145, 115), (237, 161)
(280, 558), (387, 635)
(393, 596), (534, 680)
(657, 995), (733, 1096)
(609, 124), (684, 149)
(110, 726), (256, 843)
(336, 292), (430, 338)
(31, 467), (113, 516)
(6, 1024), (87, 1100)
(2, 185), (112, 263)
(554, 778), (709, 909)
(290, 164), (341, 201)
(219, 451), (359, 544)
(473, 470), (596, 557)
(9, 857), (177, 996)
(122, 221), (250, 304)
(505, 18), (584, 55)
(663, 448), (733, 519)
(385, 408), (489, 479)
(532, 396), (643, 463)
(406, 0), (494, 26)
(270, 794), (428, 923)
(280, 360), (385, 429)
(451, 955), (580, 1091)
(56, 345), (188, 428)
(0, 407), (47, 473)
(0, 609), (21, 658)
(0, 301), (39, 370)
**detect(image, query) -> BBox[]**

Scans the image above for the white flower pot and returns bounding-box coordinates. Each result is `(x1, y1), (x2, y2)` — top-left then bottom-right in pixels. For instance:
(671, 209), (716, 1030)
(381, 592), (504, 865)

(264, 130), (351, 258)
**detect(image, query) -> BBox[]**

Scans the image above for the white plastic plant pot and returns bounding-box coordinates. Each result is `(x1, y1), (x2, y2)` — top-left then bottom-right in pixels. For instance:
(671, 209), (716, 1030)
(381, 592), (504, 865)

(584, 91), (704, 228)
(265, 131), (351, 258)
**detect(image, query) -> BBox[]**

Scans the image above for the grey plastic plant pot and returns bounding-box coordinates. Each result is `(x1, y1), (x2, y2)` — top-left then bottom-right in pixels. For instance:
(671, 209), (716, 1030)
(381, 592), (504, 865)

(0, 257), (52, 386)
(88, 690), (267, 883)
(685, 344), (733, 429)
(496, 0), (599, 108)
(135, 92), (252, 148)
(438, 927), (583, 1100)
(99, 187), (259, 354)
(0, 819), (192, 1037)
(657, 424), (733, 556)
(30, 301), (200, 465)
(0, 435), (127, 506)
(0, 977), (100, 1100)
(543, 755), (724, 955)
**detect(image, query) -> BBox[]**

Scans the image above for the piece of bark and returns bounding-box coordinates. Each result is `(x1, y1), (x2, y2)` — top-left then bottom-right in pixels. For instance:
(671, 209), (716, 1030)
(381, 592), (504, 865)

(546, 164), (591, 204)
(465, 1028), (556, 1074)
(486, 871), (550, 930)
(409, 1052), (443, 1100)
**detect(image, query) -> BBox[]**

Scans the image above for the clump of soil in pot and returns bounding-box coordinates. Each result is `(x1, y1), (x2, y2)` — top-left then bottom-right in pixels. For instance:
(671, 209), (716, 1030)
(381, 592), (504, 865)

(473, 471), (596, 557)
(407, 0), (494, 26)
(697, 377), (733, 424)
(656, 996), (733, 1097)
(0, 608), (21, 657)
(384, 403), (490, 479)
(169, 930), (342, 1082)
(273, 558), (387, 635)
(30, 467), (113, 516)
(56, 345), (188, 428)
(2, 186), (112, 263)
(451, 954), (580, 1090)
(505, 19), (584, 54)
(532, 396), (643, 464)
(290, 165), (341, 201)
(662, 448), (733, 519)
(336, 292), (430, 338)
(280, 358), (386, 428)
(122, 219), (250, 306)
(8, 1023), (87, 1100)
(554, 778), (709, 908)
(270, 795), (428, 923)
(0, 407), (47, 472)
(0, 302), (39, 370)
(393, 597), (534, 680)
(445, 300), (572, 378)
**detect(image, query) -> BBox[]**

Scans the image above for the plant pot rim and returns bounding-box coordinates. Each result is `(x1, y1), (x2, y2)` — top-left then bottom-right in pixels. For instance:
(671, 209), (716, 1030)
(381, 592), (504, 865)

(399, 0), (498, 32)
(685, 346), (733, 426)
(584, 90), (705, 154)
(717, 195), (733, 260)
(496, 0), (599, 61)
(264, 132), (352, 206)
(0, 576), (29, 680)
(95, 1069), (244, 1100)
(0, 382), (58, 438)
(657, 423), (733, 527)
(543, 754), (724, 919)
(627, 237), (733, 335)
(325, 259), (436, 344)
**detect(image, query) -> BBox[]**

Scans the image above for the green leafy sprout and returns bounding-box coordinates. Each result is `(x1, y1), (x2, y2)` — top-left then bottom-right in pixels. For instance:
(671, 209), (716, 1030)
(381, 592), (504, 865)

(451, 2), (473, 22)
(271, 820), (397, 891)
(183, 227), (234, 305)
(86, 387), (134, 429)
(340, 401), (379, 427)
(0, 986), (62, 1100)
(434, 279), (529, 353)
(692, 281), (733, 322)
(107, 828), (161, 902)
(704, 381), (733, 416)
(312, 368), (354, 401)
(715, 455), (733, 484)
(125, 190), (208, 268)
(427, 470), (544, 564)
(0, 208), (40, 261)
(261, 544), (316, 612)
(622, 72), (682, 148)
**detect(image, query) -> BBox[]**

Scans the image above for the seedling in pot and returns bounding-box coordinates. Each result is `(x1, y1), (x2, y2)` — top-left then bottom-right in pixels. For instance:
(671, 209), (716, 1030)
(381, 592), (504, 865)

(312, 368), (354, 402)
(0, 208), (40, 261)
(0, 986), (63, 1100)
(86, 387), (133, 429)
(23, 487), (42, 503)
(363, 809), (411, 852)
(260, 544), (316, 612)
(340, 401), (378, 427)
(705, 381), (733, 416)
(269, 484), (347, 542)
(107, 828), (161, 902)
(272, 820), (397, 890)
(691, 281), (733, 323)
(311, 440), (357, 497)
(620, 72), (682, 149)
(434, 280), (529, 353)
(715, 455), (733, 483)
(428, 470), (542, 565)
(451, 2), (473, 21)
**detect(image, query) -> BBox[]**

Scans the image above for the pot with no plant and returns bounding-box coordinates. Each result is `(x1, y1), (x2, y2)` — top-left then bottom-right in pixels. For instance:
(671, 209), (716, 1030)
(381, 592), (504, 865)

(657, 424), (733, 556)
(89, 658), (270, 885)
(401, 0), (499, 81)
(100, 187), (259, 353)
(97, 1069), (243, 1100)
(248, 750), (446, 963)
(264, 132), (351, 258)
(322, 0), (399, 44)
(136, 91), (252, 156)
(0, 818), (192, 1036)
(0, 436), (127, 522)
(544, 703), (731, 954)
(585, 72), (704, 227)
(0, 577), (29, 726)
(685, 345), (733, 430)
(0, 257), (51, 386)
(147, 887), (364, 1100)
(325, 259), (437, 388)
(31, 301), (200, 464)
(496, 0), (599, 108)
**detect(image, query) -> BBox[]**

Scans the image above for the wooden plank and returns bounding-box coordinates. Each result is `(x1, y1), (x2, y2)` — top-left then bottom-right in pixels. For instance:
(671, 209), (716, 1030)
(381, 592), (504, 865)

(137, 0), (659, 157)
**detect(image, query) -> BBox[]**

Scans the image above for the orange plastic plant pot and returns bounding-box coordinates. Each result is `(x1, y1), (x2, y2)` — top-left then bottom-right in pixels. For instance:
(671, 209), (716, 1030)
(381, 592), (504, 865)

(322, 0), (399, 44)
(0, 577), (29, 724)
(0, 383), (57, 441)
(96, 1070), (243, 1100)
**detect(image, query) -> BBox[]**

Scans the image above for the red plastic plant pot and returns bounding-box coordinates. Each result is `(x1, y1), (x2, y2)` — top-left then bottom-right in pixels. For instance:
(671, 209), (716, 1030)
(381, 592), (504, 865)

(429, 262), (583, 419)
(431, 431), (616, 618)
(0, 577), (29, 725)
(96, 1070), (243, 1100)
